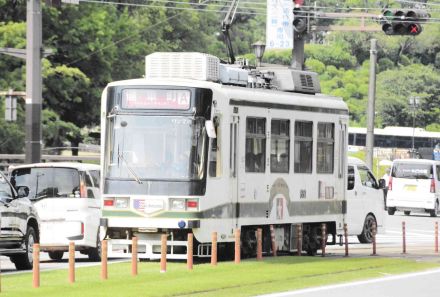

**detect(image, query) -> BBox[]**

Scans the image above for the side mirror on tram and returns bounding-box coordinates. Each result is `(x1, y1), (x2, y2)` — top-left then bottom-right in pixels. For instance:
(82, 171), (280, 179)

(205, 120), (217, 138)
(378, 178), (386, 189)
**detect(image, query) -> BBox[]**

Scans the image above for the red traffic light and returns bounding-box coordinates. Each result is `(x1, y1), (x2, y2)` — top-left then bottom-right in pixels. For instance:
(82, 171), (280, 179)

(408, 23), (422, 35)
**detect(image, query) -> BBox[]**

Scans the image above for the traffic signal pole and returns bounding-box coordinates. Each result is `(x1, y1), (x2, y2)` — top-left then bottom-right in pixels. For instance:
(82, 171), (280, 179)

(291, 35), (305, 70)
(26, 0), (42, 163)
(365, 39), (377, 170)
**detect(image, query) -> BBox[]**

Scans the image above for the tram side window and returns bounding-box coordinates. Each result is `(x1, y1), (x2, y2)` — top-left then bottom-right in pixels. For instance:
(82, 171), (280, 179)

(294, 121), (313, 173)
(317, 122), (334, 173)
(271, 119), (290, 173)
(245, 117), (266, 173)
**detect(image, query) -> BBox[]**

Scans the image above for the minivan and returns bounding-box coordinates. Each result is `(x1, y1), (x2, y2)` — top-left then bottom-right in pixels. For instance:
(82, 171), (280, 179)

(387, 159), (440, 217)
(346, 157), (386, 243)
(9, 162), (101, 261)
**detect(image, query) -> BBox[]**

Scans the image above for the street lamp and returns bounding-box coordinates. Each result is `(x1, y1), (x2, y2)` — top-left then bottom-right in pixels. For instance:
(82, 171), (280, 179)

(408, 96), (420, 154)
(252, 41), (266, 67)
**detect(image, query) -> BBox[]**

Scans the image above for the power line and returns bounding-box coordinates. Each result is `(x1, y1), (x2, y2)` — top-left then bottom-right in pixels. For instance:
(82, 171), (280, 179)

(78, 0), (265, 14)
(66, 0), (440, 67)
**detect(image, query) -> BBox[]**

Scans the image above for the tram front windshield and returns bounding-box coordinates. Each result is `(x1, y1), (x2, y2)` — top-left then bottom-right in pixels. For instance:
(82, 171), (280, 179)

(106, 115), (206, 181)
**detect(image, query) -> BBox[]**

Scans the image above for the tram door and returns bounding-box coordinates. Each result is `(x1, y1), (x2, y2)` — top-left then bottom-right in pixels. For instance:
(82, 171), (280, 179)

(230, 114), (239, 227)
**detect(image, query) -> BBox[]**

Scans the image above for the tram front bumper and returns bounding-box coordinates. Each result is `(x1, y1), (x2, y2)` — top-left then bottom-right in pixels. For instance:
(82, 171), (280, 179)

(100, 217), (200, 229)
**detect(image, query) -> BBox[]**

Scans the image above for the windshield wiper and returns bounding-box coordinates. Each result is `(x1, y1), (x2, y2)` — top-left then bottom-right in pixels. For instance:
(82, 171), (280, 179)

(118, 153), (143, 184)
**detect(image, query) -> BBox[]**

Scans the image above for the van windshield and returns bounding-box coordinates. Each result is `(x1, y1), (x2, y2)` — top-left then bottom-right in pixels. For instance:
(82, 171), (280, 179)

(391, 163), (432, 179)
(10, 168), (80, 200)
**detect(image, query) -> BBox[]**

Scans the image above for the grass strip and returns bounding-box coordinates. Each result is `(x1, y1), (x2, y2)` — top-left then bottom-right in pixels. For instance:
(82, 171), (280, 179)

(0, 256), (437, 297)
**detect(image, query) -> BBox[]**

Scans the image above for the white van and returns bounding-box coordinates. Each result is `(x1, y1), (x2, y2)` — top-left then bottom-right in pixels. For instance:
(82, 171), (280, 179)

(346, 157), (386, 243)
(9, 162), (101, 261)
(387, 159), (440, 217)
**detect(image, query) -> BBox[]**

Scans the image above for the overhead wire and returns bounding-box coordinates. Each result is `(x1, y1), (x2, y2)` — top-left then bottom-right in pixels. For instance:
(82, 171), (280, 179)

(66, 0), (219, 66)
(66, 0), (440, 66)
(79, 0), (440, 16)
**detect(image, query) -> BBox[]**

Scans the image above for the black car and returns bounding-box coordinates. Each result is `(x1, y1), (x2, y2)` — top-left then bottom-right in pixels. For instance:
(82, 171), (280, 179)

(0, 172), (40, 270)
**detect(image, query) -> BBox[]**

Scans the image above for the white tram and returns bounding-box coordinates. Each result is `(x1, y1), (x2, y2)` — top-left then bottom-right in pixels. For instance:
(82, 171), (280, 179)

(99, 52), (352, 259)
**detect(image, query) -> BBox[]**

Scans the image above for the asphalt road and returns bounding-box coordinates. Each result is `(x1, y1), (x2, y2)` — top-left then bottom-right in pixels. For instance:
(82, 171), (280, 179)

(258, 211), (440, 297)
(258, 268), (440, 297)
(0, 251), (129, 275)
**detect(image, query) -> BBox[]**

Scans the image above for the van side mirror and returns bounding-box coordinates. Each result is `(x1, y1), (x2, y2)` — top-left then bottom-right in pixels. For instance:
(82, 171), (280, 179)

(16, 186), (30, 198)
(378, 179), (386, 189)
(347, 176), (355, 190)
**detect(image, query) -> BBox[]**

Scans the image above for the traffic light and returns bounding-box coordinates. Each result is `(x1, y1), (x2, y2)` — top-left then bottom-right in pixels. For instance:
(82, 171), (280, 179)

(381, 9), (429, 36)
(293, 7), (308, 34)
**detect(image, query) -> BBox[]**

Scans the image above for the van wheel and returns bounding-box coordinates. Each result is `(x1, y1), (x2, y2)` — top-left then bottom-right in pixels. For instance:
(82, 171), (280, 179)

(48, 251), (64, 261)
(404, 211), (411, 216)
(11, 227), (37, 270)
(430, 202), (439, 217)
(357, 214), (376, 244)
(387, 208), (396, 215)
(88, 233), (102, 262)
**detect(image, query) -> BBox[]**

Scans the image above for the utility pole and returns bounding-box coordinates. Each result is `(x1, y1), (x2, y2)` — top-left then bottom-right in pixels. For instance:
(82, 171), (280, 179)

(365, 39), (377, 170)
(292, 32), (305, 70)
(26, 0), (43, 163)
(409, 96), (420, 153)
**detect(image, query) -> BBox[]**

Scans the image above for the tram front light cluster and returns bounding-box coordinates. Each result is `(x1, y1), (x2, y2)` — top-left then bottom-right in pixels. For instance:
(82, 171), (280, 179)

(104, 198), (114, 207)
(115, 197), (129, 209)
(103, 197), (129, 208)
(171, 199), (186, 210)
(169, 198), (199, 211)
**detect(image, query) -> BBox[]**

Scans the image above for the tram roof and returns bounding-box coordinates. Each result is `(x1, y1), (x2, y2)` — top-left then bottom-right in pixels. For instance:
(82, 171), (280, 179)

(106, 78), (348, 112)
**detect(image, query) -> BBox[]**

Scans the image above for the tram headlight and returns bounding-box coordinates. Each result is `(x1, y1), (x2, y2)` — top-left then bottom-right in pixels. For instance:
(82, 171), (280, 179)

(115, 197), (129, 209)
(170, 199), (186, 211)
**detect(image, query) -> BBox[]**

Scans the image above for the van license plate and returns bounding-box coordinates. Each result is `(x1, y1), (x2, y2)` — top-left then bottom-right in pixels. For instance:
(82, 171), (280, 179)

(404, 185), (417, 191)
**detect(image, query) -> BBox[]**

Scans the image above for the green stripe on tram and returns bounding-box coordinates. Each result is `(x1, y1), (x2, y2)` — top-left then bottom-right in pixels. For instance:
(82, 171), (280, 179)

(102, 210), (144, 217)
(103, 210), (202, 219)
(153, 211), (203, 219)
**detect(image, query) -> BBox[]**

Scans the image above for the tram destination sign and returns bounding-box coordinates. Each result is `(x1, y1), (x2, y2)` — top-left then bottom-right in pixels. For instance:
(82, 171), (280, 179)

(122, 89), (191, 110)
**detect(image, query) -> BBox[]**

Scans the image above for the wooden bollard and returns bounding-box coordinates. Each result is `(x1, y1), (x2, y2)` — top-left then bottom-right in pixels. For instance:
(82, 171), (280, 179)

(33, 243), (40, 288)
(344, 224), (349, 257)
(132, 237), (138, 276)
(402, 221), (406, 254)
(270, 225), (277, 257)
(296, 224), (302, 256)
(321, 223), (326, 257)
(256, 228), (263, 260)
(160, 234), (167, 273)
(234, 229), (241, 264)
(211, 232), (217, 266)
(68, 242), (75, 283)
(187, 233), (193, 270)
(101, 240), (108, 280)
(372, 222), (377, 256)
(435, 222), (438, 253)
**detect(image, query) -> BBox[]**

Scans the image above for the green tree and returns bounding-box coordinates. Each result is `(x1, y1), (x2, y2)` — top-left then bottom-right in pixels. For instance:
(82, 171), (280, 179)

(377, 64), (440, 129)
